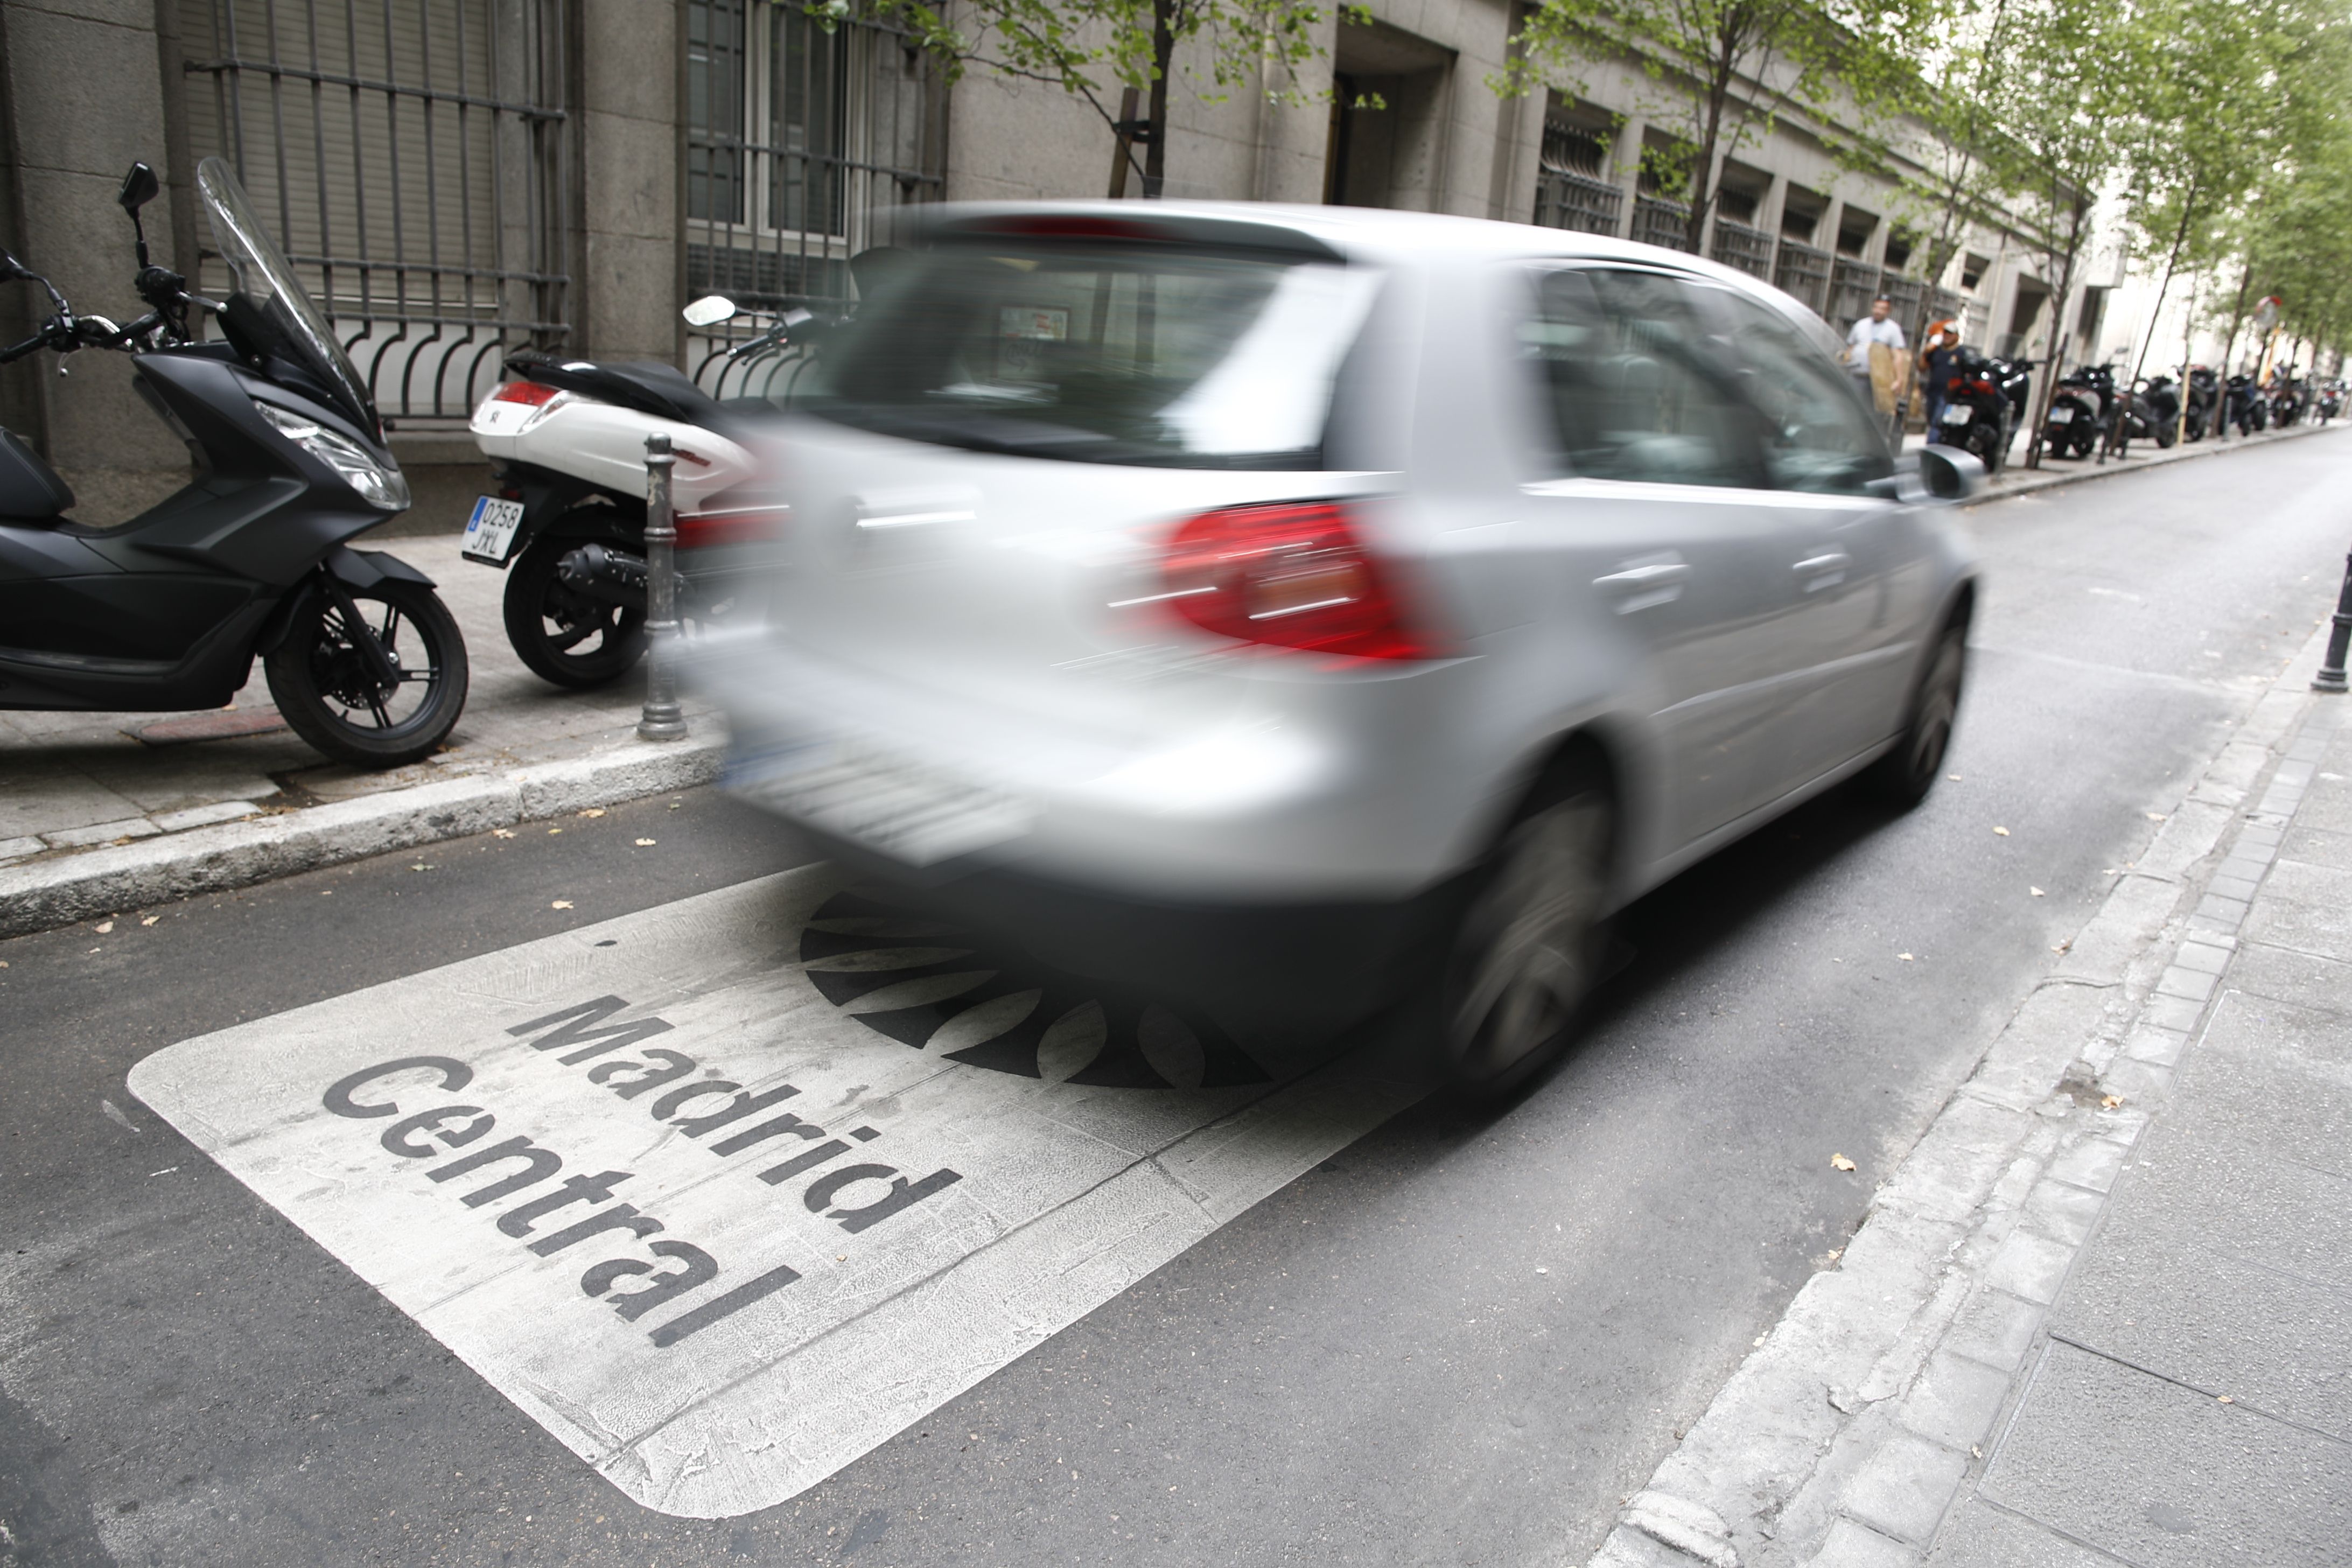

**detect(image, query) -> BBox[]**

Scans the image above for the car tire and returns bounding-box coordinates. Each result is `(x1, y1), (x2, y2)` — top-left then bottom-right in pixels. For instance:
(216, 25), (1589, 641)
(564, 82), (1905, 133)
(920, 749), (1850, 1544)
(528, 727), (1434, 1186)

(1865, 621), (1967, 810)
(1439, 758), (1615, 1098)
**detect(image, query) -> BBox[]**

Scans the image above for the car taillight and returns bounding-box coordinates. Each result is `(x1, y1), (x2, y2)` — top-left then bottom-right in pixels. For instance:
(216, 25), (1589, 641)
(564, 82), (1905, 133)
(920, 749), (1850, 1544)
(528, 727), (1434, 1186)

(1155, 500), (1441, 661)
(491, 380), (563, 407)
(677, 506), (788, 549)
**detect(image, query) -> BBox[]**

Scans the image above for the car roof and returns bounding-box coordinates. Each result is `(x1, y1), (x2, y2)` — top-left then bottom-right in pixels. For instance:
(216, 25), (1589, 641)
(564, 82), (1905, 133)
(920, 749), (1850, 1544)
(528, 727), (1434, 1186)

(916, 199), (1847, 352)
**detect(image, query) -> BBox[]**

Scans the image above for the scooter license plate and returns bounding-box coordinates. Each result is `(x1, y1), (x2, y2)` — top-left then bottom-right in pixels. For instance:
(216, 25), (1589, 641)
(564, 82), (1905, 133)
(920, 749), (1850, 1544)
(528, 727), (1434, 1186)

(1940, 403), (1973, 425)
(2047, 408), (2074, 424)
(462, 496), (526, 563)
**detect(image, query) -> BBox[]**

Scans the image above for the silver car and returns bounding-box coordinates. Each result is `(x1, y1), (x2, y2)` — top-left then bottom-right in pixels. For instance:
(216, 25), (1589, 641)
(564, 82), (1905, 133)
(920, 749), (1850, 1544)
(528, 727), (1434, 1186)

(698, 202), (1979, 1092)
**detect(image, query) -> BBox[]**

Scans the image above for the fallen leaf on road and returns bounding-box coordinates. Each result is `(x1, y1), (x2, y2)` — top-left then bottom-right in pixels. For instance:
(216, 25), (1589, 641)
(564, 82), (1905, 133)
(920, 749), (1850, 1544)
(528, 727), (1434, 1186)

(2146, 812), (2167, 822)
(2030, 887), (2046, 897)
(141, 915), (157, 926)
(2053, 940), (2072, 954)
(551, 900), (573, 909)
(492, 828), (516, 839)
(2217, 1395), (2234, 1404)
(1993, 826), (2011, 836)
(410, 864), (433, 872)
(1947, 773), (1963, 781)
(547, 828), (562, 835)
(635, 838), (657, 846)
(93, 921), (113, 934)
(1898, 952), (1915, 961)
(2101, 1094), (2124, 1109)
(1830, 1153), (1857, 1172)
(1535, 1267), (1549, 1275)
(577, 808), (606, 818)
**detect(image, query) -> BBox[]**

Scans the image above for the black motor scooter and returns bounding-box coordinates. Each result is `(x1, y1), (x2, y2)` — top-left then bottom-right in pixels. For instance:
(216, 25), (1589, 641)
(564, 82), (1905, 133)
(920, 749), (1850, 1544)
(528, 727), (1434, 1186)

(0, 159), (466, 766)
(1931, 348), (2014, 474)
(2183, 366), (2218, 440)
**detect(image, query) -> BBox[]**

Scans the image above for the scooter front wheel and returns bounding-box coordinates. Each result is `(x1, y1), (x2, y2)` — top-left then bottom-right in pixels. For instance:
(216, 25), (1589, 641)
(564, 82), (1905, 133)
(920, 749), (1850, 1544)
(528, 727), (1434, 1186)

(503, 533), (648, 690)
(266, 577), (470, 768)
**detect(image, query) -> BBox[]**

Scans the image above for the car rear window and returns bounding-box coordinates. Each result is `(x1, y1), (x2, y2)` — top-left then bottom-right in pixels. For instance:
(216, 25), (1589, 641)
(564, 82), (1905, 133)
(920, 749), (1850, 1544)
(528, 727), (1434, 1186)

(799, 239), (1381, 469)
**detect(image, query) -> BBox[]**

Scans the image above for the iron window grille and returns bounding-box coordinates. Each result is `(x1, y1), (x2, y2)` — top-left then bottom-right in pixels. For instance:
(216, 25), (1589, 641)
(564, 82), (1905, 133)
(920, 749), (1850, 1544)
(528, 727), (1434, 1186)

(1534, 172), (1623, 237)
(685, 0), (942, 400)
(1709, 218), (1774, 280)
(1630, 196), (1693, 253)
(1773, 240), (1831, 316)
(179, 0), (571, 425)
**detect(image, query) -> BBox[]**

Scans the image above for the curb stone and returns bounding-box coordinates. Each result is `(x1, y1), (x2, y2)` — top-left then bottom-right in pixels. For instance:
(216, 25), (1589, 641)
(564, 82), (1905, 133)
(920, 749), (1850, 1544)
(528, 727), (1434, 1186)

(1578, 620), (2337, 1568)
(1953, 413), (2341, 509)
(0, 730), (726, 939)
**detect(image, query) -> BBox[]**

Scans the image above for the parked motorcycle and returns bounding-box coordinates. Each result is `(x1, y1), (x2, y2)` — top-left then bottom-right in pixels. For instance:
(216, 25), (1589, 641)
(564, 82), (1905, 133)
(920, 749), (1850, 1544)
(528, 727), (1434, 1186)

(2226, 373), (2266, 434)
(2320, 379), (2343, 423)
(2269, 369), (2306, 428)
(2041, 365), (2114, 458)
(2182, 366), (2218, 441)
(462, 298), (806, 688)
(1933, 348), (2014, 473)
(2137, 374), (2181, 449)
(0, 158), (467, 766)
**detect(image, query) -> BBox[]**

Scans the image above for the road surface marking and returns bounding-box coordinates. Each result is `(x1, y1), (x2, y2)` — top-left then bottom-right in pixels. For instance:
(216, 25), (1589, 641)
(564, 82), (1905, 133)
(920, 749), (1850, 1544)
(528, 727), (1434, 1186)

(129, 865), (1417, 1517)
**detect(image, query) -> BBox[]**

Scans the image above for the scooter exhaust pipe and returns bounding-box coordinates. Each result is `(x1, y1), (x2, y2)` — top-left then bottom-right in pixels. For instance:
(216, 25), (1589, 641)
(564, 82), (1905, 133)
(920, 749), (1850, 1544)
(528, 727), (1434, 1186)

(557, 543), (649, 612)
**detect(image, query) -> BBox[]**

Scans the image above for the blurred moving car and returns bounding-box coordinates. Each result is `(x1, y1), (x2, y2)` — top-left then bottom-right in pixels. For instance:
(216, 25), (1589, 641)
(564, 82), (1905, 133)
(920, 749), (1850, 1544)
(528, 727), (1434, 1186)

(698, 204), (1981, 1093)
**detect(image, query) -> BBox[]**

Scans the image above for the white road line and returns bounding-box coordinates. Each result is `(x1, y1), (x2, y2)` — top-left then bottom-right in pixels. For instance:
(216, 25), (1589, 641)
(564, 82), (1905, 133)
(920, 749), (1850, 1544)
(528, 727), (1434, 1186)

(129, 865), (1419, 1517)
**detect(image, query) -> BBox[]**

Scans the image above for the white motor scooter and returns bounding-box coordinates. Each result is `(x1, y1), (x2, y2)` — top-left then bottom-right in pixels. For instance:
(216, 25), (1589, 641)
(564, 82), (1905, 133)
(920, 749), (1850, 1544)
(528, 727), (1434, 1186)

(460, 295), (798, 689)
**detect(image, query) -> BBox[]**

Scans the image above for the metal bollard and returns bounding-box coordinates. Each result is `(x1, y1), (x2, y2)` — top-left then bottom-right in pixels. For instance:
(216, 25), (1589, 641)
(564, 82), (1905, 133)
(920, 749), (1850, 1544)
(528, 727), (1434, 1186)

(636, 431), (688, 740)
(2315, 547), (2352, 694)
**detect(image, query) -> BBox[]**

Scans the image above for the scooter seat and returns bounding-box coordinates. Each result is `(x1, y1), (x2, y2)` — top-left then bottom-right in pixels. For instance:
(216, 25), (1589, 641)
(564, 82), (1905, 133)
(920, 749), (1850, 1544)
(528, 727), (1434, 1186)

(0, 427), (75, 523)
(504, 351), (726, 428)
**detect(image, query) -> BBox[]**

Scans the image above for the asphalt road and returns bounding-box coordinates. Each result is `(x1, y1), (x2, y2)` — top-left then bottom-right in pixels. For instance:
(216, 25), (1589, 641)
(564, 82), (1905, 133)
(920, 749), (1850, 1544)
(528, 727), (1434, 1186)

(4, 431), (2348, 1567)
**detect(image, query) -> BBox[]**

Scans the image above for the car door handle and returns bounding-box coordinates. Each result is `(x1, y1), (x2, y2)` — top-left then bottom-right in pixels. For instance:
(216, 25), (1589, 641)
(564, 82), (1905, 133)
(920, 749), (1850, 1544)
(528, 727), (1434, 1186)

(1793, 551), (1851, 591)
(1594, 559), (1689, 613)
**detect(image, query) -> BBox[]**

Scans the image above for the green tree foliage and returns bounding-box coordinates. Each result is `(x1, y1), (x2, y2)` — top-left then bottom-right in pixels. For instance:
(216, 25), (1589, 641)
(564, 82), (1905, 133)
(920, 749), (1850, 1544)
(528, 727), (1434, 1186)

(828, 0), (1361, 195)
(1499, 0), (1929, 254)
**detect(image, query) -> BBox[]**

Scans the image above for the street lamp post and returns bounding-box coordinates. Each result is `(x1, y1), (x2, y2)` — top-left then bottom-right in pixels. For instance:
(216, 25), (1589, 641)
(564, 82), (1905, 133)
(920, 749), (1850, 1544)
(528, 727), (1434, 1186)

(637, 432), (688, 741)
(2315, 547), (2352, 694)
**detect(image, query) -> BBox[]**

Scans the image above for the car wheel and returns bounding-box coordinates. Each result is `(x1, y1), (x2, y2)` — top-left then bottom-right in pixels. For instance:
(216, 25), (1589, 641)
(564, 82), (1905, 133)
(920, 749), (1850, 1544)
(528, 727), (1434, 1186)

(1865, 623), (1966, 809)
(1439, 763), (1614, 1097)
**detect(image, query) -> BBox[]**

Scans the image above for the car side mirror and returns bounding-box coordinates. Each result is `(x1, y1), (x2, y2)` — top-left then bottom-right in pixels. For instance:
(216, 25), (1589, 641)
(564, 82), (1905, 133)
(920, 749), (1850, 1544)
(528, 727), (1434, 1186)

(682, 295), (738, 327)
(1918, 444), (1983, 501)
(118, 162), (160, 213)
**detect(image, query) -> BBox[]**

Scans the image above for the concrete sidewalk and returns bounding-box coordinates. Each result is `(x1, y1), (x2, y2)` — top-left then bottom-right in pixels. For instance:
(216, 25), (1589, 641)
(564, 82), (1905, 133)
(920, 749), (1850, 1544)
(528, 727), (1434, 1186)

(1581, 619), (2352, 1568)
(1924, 687), (2352, 1564)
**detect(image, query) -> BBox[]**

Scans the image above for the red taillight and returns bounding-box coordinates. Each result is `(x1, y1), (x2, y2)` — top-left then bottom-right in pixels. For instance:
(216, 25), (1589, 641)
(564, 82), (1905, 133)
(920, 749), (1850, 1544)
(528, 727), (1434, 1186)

(677, 506), (788, 550)
(1156, 501), (1441, 661)
(491, 380), (563, 407)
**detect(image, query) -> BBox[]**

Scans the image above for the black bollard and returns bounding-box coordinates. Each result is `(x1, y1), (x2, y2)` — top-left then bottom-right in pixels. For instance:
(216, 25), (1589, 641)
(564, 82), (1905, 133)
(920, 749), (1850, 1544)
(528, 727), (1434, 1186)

(2316, 548), (2352, 694)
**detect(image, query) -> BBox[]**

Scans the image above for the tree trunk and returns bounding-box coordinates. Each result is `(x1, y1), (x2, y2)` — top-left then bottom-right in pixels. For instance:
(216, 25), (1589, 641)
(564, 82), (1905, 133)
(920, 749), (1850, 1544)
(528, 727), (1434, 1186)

(1142, 0), (1175, 198)
(2025, 198), (2091, 469)
(1684, 59), (1735, 255)
(2129, 184), (2196, 388)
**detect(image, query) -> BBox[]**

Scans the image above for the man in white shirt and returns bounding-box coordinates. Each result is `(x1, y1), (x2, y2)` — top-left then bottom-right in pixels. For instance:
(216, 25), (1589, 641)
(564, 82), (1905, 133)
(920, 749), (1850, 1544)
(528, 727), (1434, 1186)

(1846, 296), (1908, 433)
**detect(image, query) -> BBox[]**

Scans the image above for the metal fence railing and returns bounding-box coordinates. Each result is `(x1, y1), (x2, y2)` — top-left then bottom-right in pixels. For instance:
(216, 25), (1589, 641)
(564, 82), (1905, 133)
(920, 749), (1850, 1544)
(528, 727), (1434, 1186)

(684, 1), (942, 400)
(179, 0), (571, 424)
(1830, 258), (1884, 330)
(1533, 171), (1623, 237)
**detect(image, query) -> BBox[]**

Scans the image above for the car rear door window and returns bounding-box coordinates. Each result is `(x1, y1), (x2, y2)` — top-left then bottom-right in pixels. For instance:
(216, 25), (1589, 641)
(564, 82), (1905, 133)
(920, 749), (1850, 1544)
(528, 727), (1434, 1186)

(1518, 267), (1765, 489)
(1704, 290), (1894, 494)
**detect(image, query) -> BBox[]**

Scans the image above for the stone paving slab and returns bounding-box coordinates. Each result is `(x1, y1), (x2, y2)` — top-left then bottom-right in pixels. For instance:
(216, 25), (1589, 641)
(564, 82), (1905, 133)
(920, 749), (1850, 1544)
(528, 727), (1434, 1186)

(1977, 1341), (2352, 1568)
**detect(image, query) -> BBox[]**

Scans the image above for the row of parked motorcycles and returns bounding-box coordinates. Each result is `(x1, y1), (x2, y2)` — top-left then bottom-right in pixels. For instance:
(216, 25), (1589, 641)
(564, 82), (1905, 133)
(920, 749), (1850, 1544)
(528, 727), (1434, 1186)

(2038, 363), (2340, 459)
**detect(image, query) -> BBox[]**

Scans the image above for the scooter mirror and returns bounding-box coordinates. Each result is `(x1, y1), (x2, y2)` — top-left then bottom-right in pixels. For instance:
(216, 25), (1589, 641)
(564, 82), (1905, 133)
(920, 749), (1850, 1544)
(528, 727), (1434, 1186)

(0, 251), (27, 282)
(682, 295), (738, 327)
(118, 162), (161, 213)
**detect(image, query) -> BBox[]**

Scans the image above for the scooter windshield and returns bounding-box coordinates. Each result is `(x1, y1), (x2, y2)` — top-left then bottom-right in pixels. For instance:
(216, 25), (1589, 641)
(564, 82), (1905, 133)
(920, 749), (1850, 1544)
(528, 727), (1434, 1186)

(196, 156), (379, 437)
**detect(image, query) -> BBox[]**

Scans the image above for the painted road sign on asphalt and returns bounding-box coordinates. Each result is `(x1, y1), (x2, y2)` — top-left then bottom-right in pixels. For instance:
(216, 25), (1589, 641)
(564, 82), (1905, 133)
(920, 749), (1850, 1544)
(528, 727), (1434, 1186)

(129, 867), (1418, 1517)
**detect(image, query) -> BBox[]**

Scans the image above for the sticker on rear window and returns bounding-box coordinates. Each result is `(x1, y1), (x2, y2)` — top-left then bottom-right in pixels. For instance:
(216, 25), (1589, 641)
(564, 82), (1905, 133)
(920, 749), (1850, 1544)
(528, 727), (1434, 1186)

(998, 306), (1069, 341)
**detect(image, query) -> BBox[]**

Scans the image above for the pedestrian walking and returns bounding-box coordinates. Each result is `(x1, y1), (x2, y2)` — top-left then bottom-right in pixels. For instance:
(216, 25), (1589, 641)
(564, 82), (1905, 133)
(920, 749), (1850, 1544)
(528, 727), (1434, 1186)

(1845, 295), (1909, 441)
(1919, 317), (1961, 444)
